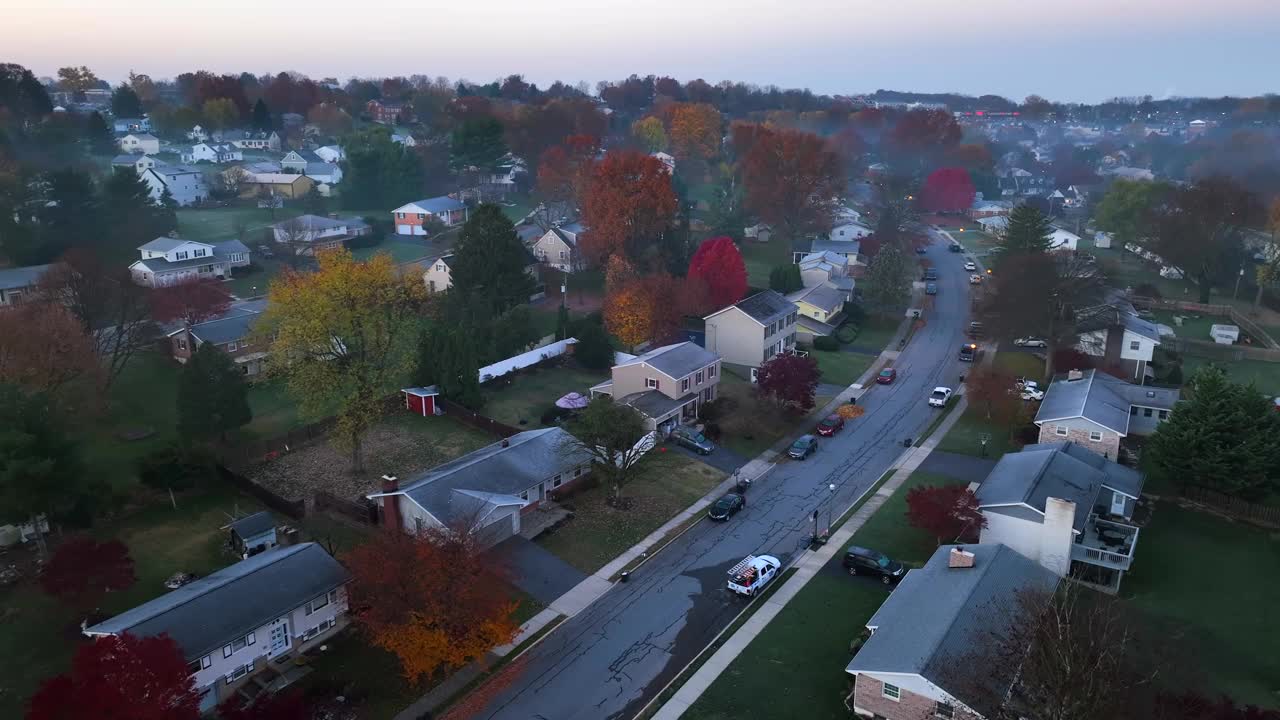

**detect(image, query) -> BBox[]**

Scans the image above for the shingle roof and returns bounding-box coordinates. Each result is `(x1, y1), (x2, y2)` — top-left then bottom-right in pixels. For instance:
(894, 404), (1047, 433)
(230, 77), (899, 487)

(720, 290), (795, 325)
(138, 236), (209, 253)
(1033, 369), (1179, 434)
(618, 389), (692, 419)
(274, 214), (349, 232)
(1077, 305), (1161, 343)
(807, 239), (863, 257)
(85, 543), (350, 660)
(787, 284), (846, 314)
(189, 306), (263, 346)
(112, 154), (143, 165)
(304, 162), (339, 178)
(1019, 442), (1144, 498)
(228, 511), (275, 540)
(401, 196), (467, 214)
(976, 446), (1103, 532)
(0, 264), (52, 291)
(615, 341), (719, 380)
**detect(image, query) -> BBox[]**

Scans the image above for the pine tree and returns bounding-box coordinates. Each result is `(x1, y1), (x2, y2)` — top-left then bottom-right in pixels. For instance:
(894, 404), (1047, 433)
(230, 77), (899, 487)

(251, 98), (272, 131)
(102, 168), (174, 255)
(0, 386), (88, 557)
(1000, 204), (1055, 257)
(861, 243), (911, 314)
(84, 111), (115, 155)
(177, 343), (252, 441)
(109, 83), (143, 118)
(449, 204), (536, 314)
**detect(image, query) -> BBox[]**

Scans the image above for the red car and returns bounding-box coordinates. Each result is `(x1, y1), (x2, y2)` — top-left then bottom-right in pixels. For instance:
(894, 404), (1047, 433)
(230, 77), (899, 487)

(876, 368), (897, 384)
(816, 413), (845, 436)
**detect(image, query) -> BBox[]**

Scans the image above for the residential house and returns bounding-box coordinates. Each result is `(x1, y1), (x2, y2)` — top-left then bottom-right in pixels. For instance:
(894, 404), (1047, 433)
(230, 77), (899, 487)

(1076, 298), (1163, 381)
(703, 290), (799, 380)
(830, 207), (873, 242)
(589, 342), (721, 434)
(976, 215), (1008, 235)
(165, 299), (268, 376)
(367, 428), (593, 548)
(302, 162), (342, 187)
(787, 283), (848, 343)
(271, 214), (355, 255)
(181, 142), (242, 164)
(1047, 227), (1080, 251)
(0, 263), (52, 306)
(743, 223), (772, 243)
(976, 442), (1145, 592)
(797, 250), (855, 294)
(111, 153), (158, 175)
(422, 254), (456, 293)
(84, 543), (351, 714)
(226, 511), (278, 559)
(651, 151), (675, 174)
(280, 112), (305, 128)
(314, 145), (344, 163)
(141, 165), (209, 206)
(129, 236), (251, 288)
(366, 100), (410, 125)
(216, 129), (281, 151)
(845, 544), (1059, 720)
(528, 222), (586, 272)
(1033, 368), (1180, 461)
(186, 124), (209, 142)
(793, 238), (862, 265)
(112, 117), (151, 134)
(242, 173), (315, 199)
(390, 133), (418, 147)
(280, 150), (321, 172)
(118, 132), (160, 155)
(969, 200), (1012, 219)
(1102, 166), (1155, 181)
(391, 196), (469, 235)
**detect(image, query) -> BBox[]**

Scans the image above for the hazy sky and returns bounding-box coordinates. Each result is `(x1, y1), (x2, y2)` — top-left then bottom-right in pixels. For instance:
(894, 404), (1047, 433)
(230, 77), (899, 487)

(5, 0), (1279, 102)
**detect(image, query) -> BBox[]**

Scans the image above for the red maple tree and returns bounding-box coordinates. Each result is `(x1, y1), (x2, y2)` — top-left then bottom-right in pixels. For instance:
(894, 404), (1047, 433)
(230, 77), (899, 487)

(736, 124), (843, 244)
(581, 150), (678, 266)
(149, 278), (232, 325)
(685, 236), (747, 314)
(755, 351), (821, 412)
(887, 108), (962, 167)
(40, 537), (137, 614)
(919, 167), (977, 214)
(0, 301), (104, 405)
(28, 633), (199, 720)
(217, 689), (310, 720)
(535, 134), (599, 210)
(905, 484), (986, 544)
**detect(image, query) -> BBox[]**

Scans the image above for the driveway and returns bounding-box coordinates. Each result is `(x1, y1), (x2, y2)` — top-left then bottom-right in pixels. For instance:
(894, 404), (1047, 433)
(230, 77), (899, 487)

(916, 450), (998, 486)
(491, 536), (588, 607)
(466, 228), (972, 720)
(664, 442), (750, 475)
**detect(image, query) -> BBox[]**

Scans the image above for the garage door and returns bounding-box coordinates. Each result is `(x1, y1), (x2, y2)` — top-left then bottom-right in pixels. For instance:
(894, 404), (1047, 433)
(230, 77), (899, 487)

(396, 224), (412, 235)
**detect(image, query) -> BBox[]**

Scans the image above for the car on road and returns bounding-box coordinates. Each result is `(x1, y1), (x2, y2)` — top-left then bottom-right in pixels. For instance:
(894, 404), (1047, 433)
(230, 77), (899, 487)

(842, 545), (906, 584)
(876, 367), (897, 384)
(925, 282), (938, 295)
(967, 321), (984, 337)
(923, 267), (938, 281)
(1014, 337), (1048, 348)
(670, 425), (715, 455)
(929, 387), (953, 407)
(816, 413), (845, 437)
(787, 434), (819, 460)
(959, 343), (977, 362)
(970, 274), (983, 284)
(915, 245), (927, 254)
(727, 554), (781, 596)
(949, 243), (963, 252)
(964, 261), (977, 271)
(707, 493), (745, 521)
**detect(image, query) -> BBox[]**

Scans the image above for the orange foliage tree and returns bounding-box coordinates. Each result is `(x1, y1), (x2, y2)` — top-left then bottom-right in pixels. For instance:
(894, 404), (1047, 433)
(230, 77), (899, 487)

(581, 150), (678, 266)
(604, 273), (682, 348)
(535, 134), (598, 213)
(736, 124), (843, 245)
(344, 529), (520, 686)
(669, 102), (722, 164)
(0, 301), (103, 406)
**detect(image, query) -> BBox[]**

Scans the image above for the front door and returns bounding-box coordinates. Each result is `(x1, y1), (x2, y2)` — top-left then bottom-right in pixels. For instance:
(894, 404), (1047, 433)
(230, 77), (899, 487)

(268, 620), (289, 657)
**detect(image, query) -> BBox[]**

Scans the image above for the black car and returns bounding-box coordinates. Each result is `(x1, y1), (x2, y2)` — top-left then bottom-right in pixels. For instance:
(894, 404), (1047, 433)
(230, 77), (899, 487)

(923, 267), (938, 281)
(948, 243), (963, 252)
(842, 545), (906, 584)
(787, 434), (819, 460)
(959, 343), (977, 362)
(707, 493), (745, 521)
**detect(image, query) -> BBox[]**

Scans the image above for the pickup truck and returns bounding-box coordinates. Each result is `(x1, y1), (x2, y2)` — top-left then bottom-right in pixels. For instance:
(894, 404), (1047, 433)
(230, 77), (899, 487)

(727, 555), (781, 597)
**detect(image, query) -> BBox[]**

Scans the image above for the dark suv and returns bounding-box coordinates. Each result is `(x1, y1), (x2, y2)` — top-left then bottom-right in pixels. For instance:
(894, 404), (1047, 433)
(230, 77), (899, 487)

(959, 343), (977, 362)
(842, 545), (906, 584)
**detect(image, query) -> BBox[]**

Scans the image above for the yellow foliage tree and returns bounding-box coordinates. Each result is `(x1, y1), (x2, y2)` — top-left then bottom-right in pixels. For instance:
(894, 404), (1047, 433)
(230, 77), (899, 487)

(256, 249), (426, 471)
(631, 116), (668, 154)
(669, 103), (722, 163)
(604, 280), (654, 349)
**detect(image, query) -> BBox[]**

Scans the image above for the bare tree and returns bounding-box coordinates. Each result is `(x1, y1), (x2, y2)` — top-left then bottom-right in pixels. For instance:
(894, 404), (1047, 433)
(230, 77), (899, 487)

(560, 397), (674, 508)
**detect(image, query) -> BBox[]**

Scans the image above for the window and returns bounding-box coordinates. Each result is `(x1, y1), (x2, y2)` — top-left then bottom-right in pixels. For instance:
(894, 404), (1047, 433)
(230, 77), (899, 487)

(882, 683), (901, 701)
(417, 213), (425, 220)
(1129, 340), (1141, 351)
(178, 339), (188, 351)
(560, 250), (567, 259)
(1158, 410), (1169, 420)
(175, 251), (189, 260)
(223, 631), (256, 658)
(520, 490), (529, 501)
(225, 341), (237, 352)
(552, 474), (563, 488)
(194, 248), (206, 257)
(187, 660), (201, 675)
(201, 655), (211, 669)
(225, 662), (253, 683)
(681, 378), (690, 392)
(646, 377), (659, 389)
(695, 370), (704, 384)
(1143, 408), (1153, 417)
(935, 702), (955, 719)
(305, 592), (329, 615)
(1054, 425), (1069, 437)
(708, 364), (716, 378)
(574, 466), (583, 477)
(1089, 431), (1103, 442)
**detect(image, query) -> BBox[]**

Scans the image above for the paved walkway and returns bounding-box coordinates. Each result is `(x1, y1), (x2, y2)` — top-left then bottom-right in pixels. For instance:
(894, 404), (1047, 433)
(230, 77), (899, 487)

(916, 449), (998, 485)
(492, 536), (587, 606)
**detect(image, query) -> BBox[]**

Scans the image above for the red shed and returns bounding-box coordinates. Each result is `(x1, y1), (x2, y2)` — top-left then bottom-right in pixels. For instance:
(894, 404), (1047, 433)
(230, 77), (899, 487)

(401, 386), (440, 416)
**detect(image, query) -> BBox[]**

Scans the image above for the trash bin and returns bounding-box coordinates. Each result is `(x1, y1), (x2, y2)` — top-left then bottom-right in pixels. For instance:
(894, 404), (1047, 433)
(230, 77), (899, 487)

(903, 438), (913, 448)
(619, 572), (630, 583)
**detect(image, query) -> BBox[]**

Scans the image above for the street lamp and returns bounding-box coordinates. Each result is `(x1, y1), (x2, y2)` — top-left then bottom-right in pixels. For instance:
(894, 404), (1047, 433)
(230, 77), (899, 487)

(979, 432), (992, 458)
(826, 483), (836, 536)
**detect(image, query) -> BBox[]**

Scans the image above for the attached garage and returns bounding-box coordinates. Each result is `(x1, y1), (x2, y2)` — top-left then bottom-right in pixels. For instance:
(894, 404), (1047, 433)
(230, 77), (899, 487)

(402, 386), (440, 416)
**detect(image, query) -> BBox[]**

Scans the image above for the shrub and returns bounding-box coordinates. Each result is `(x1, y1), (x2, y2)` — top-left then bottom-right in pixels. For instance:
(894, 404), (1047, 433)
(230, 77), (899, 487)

(843, 301), (867, 326)
(768, 264), (803, 293)
(813, 335), (840, 351)
(137, 444), (218, 491)
(834, 322), (859, 344)
(1133, 282), (1162, 299)
(539, 405), (576, 426)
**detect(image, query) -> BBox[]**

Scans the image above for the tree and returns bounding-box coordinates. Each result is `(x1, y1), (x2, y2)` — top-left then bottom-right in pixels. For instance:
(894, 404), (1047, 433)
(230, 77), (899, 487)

(0, 63), (53, 121)
(110, 84), (142, 118)
(56, 65), (99, 94)
(570, 319), (614, 370)
(631, 116), (667, 153)
(887, 109), (961, 170)
(1094, 179), (1173, 248)
(344, 529), (519, 685)
(905, 484), (986, 544)
(449, 204), (537, 314)
(1000, 204), (1055, 259)
(101, 167), (176, 257)
(306, 102), (353, 136)
(39, 537), (136, 614)
(258, 250), (426, 472)
(217, 690), (310, 720)
(450, 116), (508, 175)
(861, 242), (911, 314)
(413, 325), (482, 409)
(755, 351), (820, 412)
(769, 264), (804, 293)
(250, 98), (271, 131)
(668, 103), (722, 164)
(84, 111), (114, 155)
(1147, 176), (1258, 303)
(564, 397), (662, 506)
(604, 273), (681, 348)
(685, 236), (748, 313)
(37, 168), (97, 262)
(342, 127), (424, 210)
(704, 162), (746, 238)
(149, 278), (231, 326)
(965, 367), (1025, 428)
(581, 150), (678, 267)
(0, 302), (103, 406)
(738, 124), (843, 246)
(200, 97), (239, 130)
(27, 633), (199, 720)
(1145, 365), (1280, 500)
(177, 343), (252, 441)
(919, 167), (976, 214)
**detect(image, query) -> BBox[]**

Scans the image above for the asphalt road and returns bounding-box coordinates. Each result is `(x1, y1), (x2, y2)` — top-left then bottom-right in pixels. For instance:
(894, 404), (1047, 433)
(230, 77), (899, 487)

(472, 231), (971, 720)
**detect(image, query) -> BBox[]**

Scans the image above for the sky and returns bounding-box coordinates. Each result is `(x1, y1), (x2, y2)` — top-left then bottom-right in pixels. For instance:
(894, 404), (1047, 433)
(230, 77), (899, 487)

(4, 0), (1280, 103)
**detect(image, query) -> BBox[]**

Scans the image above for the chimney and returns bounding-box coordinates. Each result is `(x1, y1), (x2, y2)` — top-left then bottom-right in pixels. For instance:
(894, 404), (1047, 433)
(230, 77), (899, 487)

(380, 475), (402, 533)
(1067, 369), (1084, 381)
(948, 547), (975, 568)
(1039, 498), (1076, 577)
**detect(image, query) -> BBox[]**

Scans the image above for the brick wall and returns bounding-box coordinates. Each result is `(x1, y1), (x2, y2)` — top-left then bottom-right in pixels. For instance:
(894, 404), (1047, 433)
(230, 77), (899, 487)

(852, 674), (980, 720)
(1036, 422), (1121, 462)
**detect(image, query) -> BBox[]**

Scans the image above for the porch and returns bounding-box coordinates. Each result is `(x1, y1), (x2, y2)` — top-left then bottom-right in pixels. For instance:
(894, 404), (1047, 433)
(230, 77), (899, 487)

(1070, 516), (1139, 593)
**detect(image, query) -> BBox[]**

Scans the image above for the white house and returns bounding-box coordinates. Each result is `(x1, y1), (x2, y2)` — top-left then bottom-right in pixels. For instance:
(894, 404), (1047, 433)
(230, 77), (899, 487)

(181, 142), (242, 164)
(112, 117), (151, 134)
(118, 132), (160, 155)
(84, 543), (350, 714)
(314, 145), (344, 163)
(111, 154), (158, 175)
(0, 264), (52, 306)
(271, 215), (355, 255)
(390, 133), (418, 147)
(797, 250), (855, 294)
(651, 151), (675, 174)
(186, 124), (209, 142)
(1076, 300), (1163, 381)
(216, 129), (281, 151)
(140, 165), (209, 207)
(1048, 227), (1080, 251)
(129, 236), (251, 287)
(528, 222), (586, 272)
(829, 206), (873, 242)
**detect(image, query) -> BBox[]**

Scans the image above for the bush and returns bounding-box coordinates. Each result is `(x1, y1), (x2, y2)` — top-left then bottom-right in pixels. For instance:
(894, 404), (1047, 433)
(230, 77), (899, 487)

(835, 323), (859, 344)
(539, 405), (576, 426)
(768, 264), (803, 293)
(843, 301), (867, 327)
(1133, 282), (1162, 299)
(813, 335), (840, 351)
(137, 444), (218, 491)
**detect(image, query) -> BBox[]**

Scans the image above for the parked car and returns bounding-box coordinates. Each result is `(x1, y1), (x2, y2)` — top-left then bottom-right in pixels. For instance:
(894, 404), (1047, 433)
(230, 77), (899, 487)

(842, 545), (906, 584)
(923, 267), (939, 281)
(671, 425), (715, 455)
(1014, 337), (1048, 348)
(925, 282), (938, 295)
(788, 434), (819, 460)
(727, 554), (781, 596)
(949, 243), (963, 252)
(816, 413), (846, 437)
(969, 274), (983, 285)
(959, 343), (977, 362)
(876, 367), (897, 384)
(915, 245), (927, 254)
(928, 387), (953, 407)
(964, 261), (977, 271)
(967, 321), (984, 338)
(707, 493), (745, 521)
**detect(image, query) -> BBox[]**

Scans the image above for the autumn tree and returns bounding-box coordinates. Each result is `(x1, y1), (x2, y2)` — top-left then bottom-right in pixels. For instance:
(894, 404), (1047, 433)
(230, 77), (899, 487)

(738, 124), (843, 245)
(604, 273), (681, 348)
(56, 65), (99, 94)
(965, 367), (1025, 431)
(344, 529), (519, 685)
(1094, 179), (1172, 248)
(258, 249), (426, 472)
(919, 167), (976, 214)
(905, 484), (986, 544)
(448, 203), (536, 314)
(668, 102), (722, 165)
(40, 536), (136, 614)
(1146, 176), (1258, 303)
(27, 633), (199, 720)
(200, 97), (240, 130)
(306, 102), (353, 136)
(177, 343), (253, 442)
(631, 116), (667, 153)
(149, 278), (232, 326)
(581, 150), (678, 266)
(0, 302), (103, 405)
(887, 109), (962, 171)
(563, 397), (670, 506)
(533, 135), (598, 227)
(861, 242), (912, 315)
(755, 351), (821, 412)
(685, 236), (748, 314)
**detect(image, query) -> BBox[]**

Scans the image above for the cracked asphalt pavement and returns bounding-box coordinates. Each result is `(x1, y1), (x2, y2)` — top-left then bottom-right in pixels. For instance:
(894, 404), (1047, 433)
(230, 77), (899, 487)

(470, 230), (972, 720)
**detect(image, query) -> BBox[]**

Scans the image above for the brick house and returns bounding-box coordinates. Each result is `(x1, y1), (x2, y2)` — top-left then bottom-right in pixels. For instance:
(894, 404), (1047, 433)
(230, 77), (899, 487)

(165, 299), (268, 377)
(845, 544), (1059, 720)
(703, 290), (799, 381)
(366, 99), (411, 125)
(1033, 369), (1179, 461)
(589, 342), (721, 435)
(391, 197), (469, 234)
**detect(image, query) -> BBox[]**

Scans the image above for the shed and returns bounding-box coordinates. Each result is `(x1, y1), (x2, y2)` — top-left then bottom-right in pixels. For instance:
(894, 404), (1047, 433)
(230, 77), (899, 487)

(226, 511), (278, 559)
(1210, 324), (1239, 345)
(402, 386), (441, 416)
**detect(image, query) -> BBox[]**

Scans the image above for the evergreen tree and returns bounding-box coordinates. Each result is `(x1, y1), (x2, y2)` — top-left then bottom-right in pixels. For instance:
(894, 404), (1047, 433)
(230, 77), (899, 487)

(109, 83), (143, 118)
(861, 243), (911, 315)
(251, 98), (272, 131)
(102, 168), (174, 256)
(448, 204), (536, 314)
(36, 168), (97, 262)
(450, 117), (508, 173)
(421, 326), (483, 409)
(84, 111), (114, 155)
(342, 127), (424, 210)
(177, 343), (253, 441)
(769, 264), (803, 293)
(571, 319), (614, 370)
(1000, 204), (1055, 258)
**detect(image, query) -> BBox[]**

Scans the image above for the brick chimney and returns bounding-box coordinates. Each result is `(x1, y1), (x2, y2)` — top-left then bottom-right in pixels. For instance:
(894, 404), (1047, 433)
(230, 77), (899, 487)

(1067, 369), (1084, 381)
(380, 475), (402, 533)
(1039, 497), (1076, 577)
(948, 547), (975, 568)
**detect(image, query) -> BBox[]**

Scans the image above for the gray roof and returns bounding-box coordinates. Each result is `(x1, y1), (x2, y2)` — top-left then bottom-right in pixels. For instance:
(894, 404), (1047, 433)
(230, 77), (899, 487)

(1020, 442), (1144, 498)
(808, 239), (862, 257)
(726, 290), (795, 325)
(274, 214), (349, 232)
(847, 544), (1059, 711)
(304, 162), (340, 177)
(1077, 304), (1161, 343)
(189, 306), (264, 346)
(381, 428), (592, 526)
(0, 263), (52, 291)
(976, 446), (1104, 532)
(406, 196), (467, 213)
(139, 236), (203, 253)
(132, 240), (251, 275)
(796, 315), (836, 336)
(615, 341), (719, 380)
(112, 154), (144, 165)
(85, 543), (350, 661)
(228, 511), (275, 540)
(787, 284), (846, 314)
(550, 226), (580, 248)
(1034, 369), (1179, 435)
(618, 389), (692, 420)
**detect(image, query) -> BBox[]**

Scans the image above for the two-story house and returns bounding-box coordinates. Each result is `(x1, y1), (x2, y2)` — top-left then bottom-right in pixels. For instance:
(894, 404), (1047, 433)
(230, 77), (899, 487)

(0, 263), (52, 306)
(271, 214), (356, 255)
(367, 428), (593, 548)
(118, 132), (160, 155)
(186, 124), (209, 142)
(111, 153), (158, 175)
(391, 197), (469, 234)
(366, 99), (411, 125)
(181, 142), (242, 164)
(589, 341), (721, 435)
(1033, 369), (1179, 461)
(129, 236), (251, 288)
(976, 442), (1145, 592)
(796, 250), (855, 294)
(421, 251), (543, 298)
(1076, 300), (1163, 382)
(84, 543), (351, 714)
(528, 223), (586, 273)
(787, 283), (848, 344)
(242, 173), (315, 200)
(703, 291), (798, 381)
(845, 544), (1059, 720)
(280, 150), (321, 173)
(792, 238), (863, 265)
(112, 117), (152, 134)
(165, 299), (268, 376)
(141, 165), (209, 206)
(215, 129), (281, 151)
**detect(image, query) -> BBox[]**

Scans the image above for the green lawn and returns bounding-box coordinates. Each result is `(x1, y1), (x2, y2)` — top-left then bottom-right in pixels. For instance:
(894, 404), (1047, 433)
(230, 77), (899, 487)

(934, 405), (1022, 459)
(812, 350), (876, 387)
(1124, 503), (1280, 707)
(224, 257), (294, 298)
(350, 237), (435, 264)
(739, 239), (792, 289)
(86, 352), (183, 490)
(1182, 357), (1280, 396)
(481, 366), (609, 428)
(848, 471), (964, 566)
(993, 351), (1046, 382)
(501, 193), (535, 224)
(845, 315), (902, 352)
(244, 379), (308, 438)
(299, 629), (421, 720)
(176, 206), (302, 242)
(536, 455), (724, 573)
(710, 373), (800, 458)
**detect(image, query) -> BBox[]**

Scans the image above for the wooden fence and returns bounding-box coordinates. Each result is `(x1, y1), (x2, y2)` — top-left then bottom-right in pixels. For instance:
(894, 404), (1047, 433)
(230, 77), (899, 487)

(1129, 295), (1280, 350)
(217, 466), (306, 519)
(437, 397), (521, 438)
(314, 491), (378, 525)
(1182, 486), (1280, 527)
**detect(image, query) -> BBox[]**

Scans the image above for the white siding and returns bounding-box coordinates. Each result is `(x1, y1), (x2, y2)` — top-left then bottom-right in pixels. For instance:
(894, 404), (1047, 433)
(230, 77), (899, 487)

(1119, 329), (1157, 362)
(979, 510), (1045, 565)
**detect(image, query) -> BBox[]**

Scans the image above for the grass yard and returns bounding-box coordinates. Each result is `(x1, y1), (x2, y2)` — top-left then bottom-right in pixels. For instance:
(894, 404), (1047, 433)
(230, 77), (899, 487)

(243, 379), (309, 438)
(1181, 357), (1280, 396)
(350, 237), (435, 264)
(710, 373), (802, 458)
(536, 455), (725, 573)
(1149, 310), (1228, 343)
(848, 470), (964, 566)
(812, 349), (876, 387)
(501, 193), (535, 224)
(224, 257), (295, 298)
(86, 352), (183, 491)
(845, 315), (902, 352)
(951, 229), (1001, 256)
(934, 405), (1022, 459)
(482, 366), (608, 428)
(1124, 503), (1280, 707)
(176, 206), (302, 242)
(993, 350), (1046, 382)
(739, 238), (792, 289)
(299, 630), (421, 720)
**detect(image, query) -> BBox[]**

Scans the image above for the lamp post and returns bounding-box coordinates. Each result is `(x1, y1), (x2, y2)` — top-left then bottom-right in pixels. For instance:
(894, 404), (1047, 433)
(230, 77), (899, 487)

(979, 432), (991, 458)
(826, 483), (836, 536)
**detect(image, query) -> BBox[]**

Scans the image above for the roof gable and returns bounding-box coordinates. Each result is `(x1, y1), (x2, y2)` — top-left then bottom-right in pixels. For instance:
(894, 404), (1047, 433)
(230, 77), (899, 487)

(706, 290), (795, 325)
(614, 341), (719, 380)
